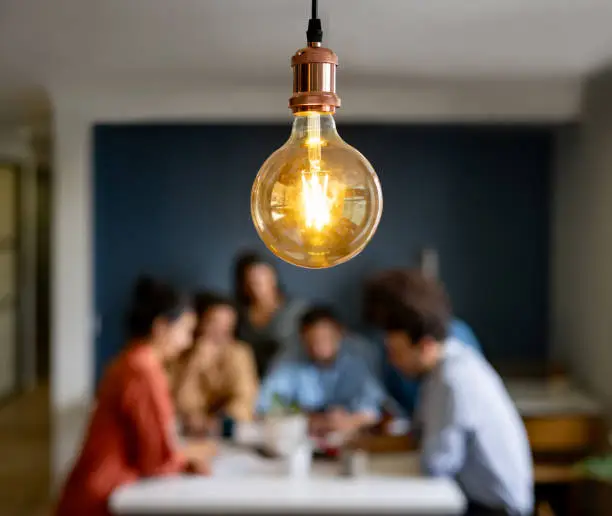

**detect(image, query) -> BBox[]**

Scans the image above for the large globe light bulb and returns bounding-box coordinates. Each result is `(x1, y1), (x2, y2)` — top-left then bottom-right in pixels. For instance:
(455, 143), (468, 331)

(252, 111), (382, 269)
(250, 14), (383, 269)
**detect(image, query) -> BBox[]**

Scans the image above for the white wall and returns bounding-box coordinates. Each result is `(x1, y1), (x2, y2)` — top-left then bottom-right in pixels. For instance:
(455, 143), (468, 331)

(51, 113), (91, 411)
(552, 68), (612, 414)
(50, 77), (582, 481)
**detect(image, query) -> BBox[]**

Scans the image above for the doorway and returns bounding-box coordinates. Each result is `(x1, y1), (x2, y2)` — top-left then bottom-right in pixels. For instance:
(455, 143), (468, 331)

(0, 165), (19, 400)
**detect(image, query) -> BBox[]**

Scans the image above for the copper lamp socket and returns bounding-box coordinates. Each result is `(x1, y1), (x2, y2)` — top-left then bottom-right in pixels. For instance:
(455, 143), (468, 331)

(289, 42), (341, 114)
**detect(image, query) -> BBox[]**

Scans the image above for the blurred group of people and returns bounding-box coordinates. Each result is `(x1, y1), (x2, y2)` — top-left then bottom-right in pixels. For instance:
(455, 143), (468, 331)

(55, 251), (534, 516)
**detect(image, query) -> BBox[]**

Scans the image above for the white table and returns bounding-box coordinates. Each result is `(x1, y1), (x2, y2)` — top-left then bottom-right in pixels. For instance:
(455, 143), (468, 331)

(110, 446), (466, 515)
(505, 379), (602, 417)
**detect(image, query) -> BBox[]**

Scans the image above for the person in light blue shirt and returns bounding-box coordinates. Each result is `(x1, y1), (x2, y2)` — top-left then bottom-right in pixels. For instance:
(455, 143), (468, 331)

(257, 306), (386, 435)
(449, 318), (482, 352)
(367, 270), (533, 516)
(382, 317), (482, 416)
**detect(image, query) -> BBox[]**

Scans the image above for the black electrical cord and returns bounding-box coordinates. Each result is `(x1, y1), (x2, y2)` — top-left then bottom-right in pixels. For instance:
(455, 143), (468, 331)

(306, 0), (323, 43)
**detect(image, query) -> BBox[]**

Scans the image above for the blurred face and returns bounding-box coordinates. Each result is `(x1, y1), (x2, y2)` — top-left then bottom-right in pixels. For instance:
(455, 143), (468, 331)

(198, 304), (237, 343)
(244, 263), (277, 303)
(152, 310), (197, 359)
(385, 331), (439, 377)
(302, 320), (342, 363)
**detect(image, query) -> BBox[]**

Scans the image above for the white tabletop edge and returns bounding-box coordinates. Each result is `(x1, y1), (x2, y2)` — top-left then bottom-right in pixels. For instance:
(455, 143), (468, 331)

(110, 476), (466, 515)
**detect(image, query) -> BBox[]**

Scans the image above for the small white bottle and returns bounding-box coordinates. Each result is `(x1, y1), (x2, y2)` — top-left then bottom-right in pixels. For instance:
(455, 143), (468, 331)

(286, 439), (313, 478)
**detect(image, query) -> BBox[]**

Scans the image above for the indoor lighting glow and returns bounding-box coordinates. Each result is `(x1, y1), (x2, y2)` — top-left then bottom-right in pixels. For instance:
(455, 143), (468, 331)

(250, 0), (383, 269)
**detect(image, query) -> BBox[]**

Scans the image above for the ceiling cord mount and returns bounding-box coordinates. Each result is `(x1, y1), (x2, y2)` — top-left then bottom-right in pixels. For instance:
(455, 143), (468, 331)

(306, 0), (323, 44)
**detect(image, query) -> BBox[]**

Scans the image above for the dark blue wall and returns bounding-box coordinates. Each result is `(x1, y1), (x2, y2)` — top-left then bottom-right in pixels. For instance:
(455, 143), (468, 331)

(94, 124), (552, 381)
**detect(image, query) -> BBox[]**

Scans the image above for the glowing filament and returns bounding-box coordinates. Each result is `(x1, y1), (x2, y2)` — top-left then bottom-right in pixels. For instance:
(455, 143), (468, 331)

(300, 113), (332, 231)
(302, 172), (331, 230)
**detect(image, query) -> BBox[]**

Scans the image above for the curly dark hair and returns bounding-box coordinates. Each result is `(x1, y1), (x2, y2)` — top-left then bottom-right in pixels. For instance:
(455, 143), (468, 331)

(363, 269), (451, 343)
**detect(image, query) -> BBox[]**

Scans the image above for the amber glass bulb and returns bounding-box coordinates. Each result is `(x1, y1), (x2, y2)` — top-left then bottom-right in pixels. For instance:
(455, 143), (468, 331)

(251, 112), (383, 269)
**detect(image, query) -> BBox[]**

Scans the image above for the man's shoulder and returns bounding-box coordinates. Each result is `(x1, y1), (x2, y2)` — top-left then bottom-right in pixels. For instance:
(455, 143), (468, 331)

(337, 348), (375, 379)
(438, 340), (513, 412)
(98, 346), (158, 404)
(268, 355), (308, 376)
(438, 340), (497, 388)
(114, 345), (159, 380)
(449, 318), (482, 352)
(283, 298), (309, 318)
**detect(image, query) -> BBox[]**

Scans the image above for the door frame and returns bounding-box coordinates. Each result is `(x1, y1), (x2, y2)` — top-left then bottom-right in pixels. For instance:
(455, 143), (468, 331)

(0, 162), (22, 404)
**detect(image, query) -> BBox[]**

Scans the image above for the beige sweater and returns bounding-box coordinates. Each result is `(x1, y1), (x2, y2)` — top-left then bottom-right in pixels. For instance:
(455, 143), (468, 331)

(172, 340), (259, 422)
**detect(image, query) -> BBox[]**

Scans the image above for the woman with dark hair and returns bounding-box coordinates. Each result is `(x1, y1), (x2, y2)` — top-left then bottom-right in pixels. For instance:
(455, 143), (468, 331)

(233, 251), (308, 378)
(55, 276), (212, 516)
(172, 291), (259, 434)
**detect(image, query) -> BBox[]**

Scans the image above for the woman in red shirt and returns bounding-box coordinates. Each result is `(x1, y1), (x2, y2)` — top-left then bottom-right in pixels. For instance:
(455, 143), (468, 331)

(55, 277), (210, 516)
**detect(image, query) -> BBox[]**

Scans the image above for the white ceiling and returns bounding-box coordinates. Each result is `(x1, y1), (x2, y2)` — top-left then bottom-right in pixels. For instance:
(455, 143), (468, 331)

(1, 0), (612, 121)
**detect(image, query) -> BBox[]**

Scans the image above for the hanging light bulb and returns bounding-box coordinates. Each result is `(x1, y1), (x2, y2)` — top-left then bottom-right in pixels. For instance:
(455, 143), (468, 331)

(251, 0), (383, 269)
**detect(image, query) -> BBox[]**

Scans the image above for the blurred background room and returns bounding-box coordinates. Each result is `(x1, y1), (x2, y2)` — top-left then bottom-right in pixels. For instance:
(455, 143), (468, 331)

(0, 0), (611, 515)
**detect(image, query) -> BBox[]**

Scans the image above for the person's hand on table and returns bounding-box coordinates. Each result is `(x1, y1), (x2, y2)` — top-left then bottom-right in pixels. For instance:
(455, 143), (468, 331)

(183, 439), (217, 460)
(327, 408), (357, 433)
(309, 409), (369, 437)
(308, 413), (330, 437)
(182, 438), (216, 476)
(185, 412), (208, 435)
(185, 414), (221, 438)
(185, 458), (212, 476)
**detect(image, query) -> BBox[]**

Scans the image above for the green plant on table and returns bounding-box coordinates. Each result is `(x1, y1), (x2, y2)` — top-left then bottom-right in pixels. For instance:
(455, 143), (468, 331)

(269, 393), (302, 417)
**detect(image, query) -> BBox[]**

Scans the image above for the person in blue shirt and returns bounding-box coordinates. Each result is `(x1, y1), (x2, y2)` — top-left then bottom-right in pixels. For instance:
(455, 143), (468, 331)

(449, 318), (482, 352)
(366, 270), (533, 516)
(257, 306), (386, 435)
(382, 317), (482, 415)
